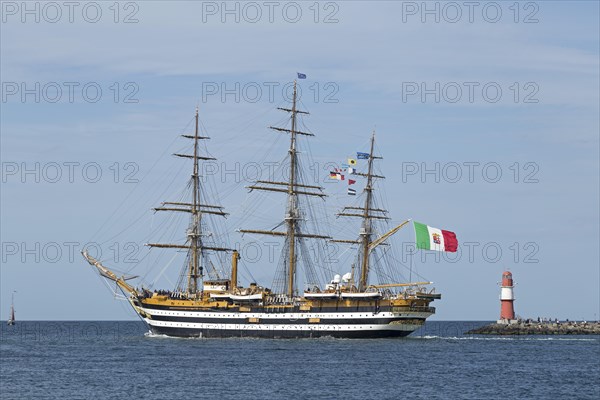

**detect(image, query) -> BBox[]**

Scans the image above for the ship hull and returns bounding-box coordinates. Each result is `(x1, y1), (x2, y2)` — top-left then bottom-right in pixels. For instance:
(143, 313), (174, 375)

(147, 324), (414, 338)
(136, 303), (433, 339)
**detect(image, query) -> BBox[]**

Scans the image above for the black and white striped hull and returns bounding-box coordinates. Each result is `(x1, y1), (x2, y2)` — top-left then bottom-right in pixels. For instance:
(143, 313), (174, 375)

(138, 307), (433, 339)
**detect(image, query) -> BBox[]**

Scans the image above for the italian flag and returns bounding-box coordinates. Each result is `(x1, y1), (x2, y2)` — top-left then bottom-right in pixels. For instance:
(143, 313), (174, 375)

(414, 221), (458, 252)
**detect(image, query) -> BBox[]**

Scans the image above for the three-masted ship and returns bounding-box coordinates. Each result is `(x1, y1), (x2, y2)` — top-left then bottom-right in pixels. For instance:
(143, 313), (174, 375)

(83, 80), (441, 338)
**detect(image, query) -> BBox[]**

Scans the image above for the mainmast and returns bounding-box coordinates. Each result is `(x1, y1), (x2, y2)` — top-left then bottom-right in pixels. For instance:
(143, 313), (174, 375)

(147, 108), (232, 295)
(287, 82), (299, 298)
(241, 80), (330, 298)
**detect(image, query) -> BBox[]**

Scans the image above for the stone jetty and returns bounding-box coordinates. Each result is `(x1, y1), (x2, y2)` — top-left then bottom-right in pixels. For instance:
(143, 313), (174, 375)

(465, 320), (600, 335)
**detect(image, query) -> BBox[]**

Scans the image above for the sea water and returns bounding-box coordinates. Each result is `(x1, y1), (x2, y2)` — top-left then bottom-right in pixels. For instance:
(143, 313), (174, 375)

(1, 321), (598, 399)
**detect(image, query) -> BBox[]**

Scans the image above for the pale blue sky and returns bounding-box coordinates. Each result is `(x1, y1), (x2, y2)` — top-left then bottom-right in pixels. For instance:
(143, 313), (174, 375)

(1, 1), (598, 320)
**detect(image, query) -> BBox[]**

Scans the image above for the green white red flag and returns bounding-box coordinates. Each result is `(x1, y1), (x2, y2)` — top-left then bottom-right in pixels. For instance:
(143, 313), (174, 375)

(414, 221), (458, 252)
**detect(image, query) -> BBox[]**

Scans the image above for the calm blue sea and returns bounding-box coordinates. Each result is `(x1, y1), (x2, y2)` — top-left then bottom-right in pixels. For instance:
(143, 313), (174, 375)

(1, 321), (598, 399)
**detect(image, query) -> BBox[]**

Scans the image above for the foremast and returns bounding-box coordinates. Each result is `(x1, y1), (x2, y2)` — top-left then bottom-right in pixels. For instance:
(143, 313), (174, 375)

(241, 80), (330, 298)
(190, 108), (201, 293)
(147, 108), (232, 296)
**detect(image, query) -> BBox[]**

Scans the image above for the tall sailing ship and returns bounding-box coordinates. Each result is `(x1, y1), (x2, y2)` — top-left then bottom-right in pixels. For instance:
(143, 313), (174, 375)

(83, 80), (446, 338)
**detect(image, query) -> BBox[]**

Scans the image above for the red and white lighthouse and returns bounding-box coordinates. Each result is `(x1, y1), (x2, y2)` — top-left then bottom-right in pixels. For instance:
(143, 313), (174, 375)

(498, 271), (516, 323)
